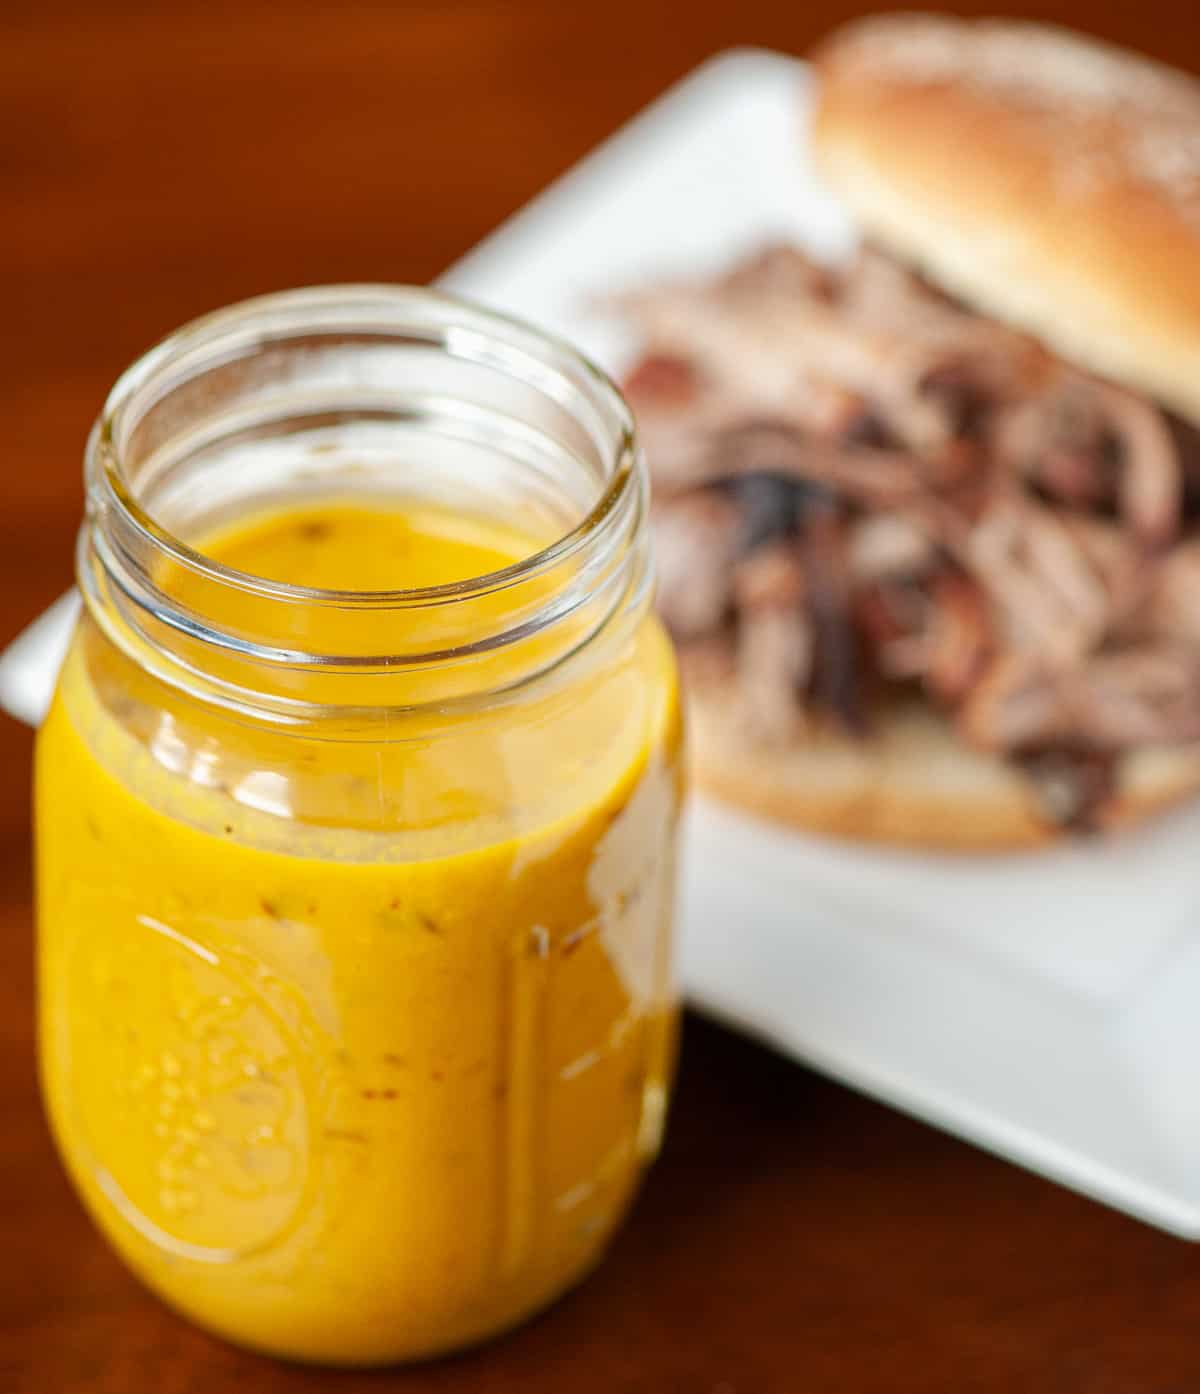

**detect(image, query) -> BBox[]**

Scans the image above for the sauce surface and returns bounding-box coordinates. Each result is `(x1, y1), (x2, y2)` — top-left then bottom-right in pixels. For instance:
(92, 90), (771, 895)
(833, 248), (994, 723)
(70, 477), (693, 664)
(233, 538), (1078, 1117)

(37, 498), (681, 1364)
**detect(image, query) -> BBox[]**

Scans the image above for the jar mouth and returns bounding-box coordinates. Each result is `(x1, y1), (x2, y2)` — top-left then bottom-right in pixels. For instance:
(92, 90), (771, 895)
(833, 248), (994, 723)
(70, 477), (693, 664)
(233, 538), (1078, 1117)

(90, 284), (639, 609)
(79, 284), (652, 713)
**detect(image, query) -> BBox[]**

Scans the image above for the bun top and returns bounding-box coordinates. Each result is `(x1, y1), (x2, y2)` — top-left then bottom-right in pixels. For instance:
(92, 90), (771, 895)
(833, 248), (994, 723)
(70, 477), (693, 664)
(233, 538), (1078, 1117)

(811, 14), (1200, 423)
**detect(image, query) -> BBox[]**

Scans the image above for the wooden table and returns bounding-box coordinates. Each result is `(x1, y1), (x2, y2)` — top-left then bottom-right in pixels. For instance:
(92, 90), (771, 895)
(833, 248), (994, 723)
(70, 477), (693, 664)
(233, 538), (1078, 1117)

(7, 3), (1200, 1390)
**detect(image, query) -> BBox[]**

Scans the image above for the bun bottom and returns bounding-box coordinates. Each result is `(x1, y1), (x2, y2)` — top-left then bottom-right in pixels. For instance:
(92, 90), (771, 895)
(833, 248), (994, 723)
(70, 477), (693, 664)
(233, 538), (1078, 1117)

(686, 687), (1200, 852)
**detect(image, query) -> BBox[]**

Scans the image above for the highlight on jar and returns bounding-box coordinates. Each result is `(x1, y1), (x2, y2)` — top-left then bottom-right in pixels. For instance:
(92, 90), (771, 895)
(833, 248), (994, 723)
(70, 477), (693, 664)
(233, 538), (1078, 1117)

(33, 287), (684, 1367)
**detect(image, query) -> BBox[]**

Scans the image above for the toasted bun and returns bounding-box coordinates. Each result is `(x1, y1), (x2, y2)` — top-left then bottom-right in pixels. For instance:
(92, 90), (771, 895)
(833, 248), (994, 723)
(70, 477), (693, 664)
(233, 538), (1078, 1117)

(686, 681), (1200, 852)
(812, 15), (1200, 427)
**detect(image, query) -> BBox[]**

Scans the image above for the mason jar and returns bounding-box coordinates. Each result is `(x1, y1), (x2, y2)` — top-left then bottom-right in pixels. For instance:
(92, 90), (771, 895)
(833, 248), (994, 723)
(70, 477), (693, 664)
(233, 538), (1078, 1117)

(35, 288), (682, 1366)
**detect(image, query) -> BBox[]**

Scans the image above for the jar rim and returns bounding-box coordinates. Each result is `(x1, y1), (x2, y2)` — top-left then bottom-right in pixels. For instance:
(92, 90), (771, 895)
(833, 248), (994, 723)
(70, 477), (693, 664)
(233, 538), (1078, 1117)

(90, 284), (639, 609)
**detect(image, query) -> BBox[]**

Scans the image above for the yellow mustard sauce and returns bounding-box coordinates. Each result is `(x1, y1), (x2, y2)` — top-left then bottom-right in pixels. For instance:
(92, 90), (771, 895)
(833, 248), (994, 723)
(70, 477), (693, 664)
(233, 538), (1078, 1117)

(37, 499), (682, 1364)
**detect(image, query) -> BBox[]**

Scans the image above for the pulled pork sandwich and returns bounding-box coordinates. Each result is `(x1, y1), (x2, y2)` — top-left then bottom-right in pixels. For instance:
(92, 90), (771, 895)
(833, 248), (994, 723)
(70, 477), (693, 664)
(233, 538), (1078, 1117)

(619, 15), (1200, 849)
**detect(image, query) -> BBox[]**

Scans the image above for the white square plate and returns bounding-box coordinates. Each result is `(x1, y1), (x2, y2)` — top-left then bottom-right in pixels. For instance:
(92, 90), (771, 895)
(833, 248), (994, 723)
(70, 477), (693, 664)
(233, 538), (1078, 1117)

(8, 49), (1200, 1236)
(445, 49), (1200, 1238)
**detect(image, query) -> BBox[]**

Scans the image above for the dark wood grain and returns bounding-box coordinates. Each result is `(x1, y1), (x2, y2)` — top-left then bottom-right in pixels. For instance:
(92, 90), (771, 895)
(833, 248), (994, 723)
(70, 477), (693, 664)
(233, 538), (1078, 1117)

(7, 3), (1200, 1391)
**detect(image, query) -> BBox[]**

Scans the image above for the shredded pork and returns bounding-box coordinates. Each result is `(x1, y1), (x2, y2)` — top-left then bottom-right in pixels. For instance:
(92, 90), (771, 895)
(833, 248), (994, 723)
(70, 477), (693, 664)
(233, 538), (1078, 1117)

(619, 244), (1200, 826)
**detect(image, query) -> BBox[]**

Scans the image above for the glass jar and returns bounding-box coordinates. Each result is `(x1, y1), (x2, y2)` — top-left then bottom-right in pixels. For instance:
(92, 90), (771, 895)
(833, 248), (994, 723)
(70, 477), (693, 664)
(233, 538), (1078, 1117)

(35, 288), (682, 1366)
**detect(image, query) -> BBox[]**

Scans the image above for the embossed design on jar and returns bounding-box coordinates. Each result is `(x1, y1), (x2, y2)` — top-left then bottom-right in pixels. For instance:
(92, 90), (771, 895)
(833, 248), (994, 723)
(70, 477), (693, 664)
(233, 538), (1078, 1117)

(63, 909), (316, 1263)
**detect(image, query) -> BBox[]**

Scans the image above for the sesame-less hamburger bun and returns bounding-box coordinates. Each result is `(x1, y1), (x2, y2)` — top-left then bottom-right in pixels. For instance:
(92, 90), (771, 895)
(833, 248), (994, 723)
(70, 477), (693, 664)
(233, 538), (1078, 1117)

(685, 677), (1200, 852)
(623, 18), (1200, 851)
(811, 14), (1200, 427)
